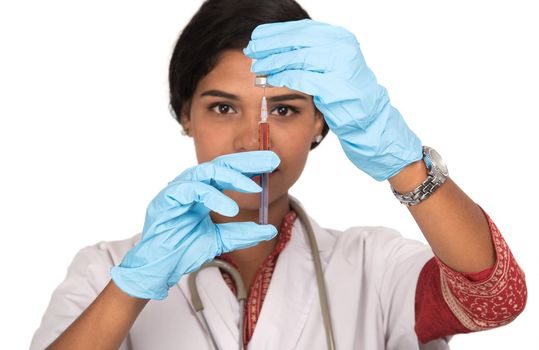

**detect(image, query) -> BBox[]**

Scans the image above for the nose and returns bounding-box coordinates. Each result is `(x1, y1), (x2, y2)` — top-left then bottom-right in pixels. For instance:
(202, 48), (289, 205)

(233, 111), (265, 152)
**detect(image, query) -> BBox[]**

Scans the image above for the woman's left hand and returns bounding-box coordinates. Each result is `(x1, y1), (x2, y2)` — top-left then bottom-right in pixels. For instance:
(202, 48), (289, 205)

(244, 19), (423, 181)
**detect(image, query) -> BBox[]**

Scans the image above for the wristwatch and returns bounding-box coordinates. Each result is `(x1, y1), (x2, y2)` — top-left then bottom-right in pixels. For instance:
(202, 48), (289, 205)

(391, 146), (449, 207)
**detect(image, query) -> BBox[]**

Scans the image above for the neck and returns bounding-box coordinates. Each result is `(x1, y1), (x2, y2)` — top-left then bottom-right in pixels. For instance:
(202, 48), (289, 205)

(210, 193), (291, 267)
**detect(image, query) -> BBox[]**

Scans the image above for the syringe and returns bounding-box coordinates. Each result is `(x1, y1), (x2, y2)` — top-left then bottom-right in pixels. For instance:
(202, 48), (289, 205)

(255, 75), (271, 225)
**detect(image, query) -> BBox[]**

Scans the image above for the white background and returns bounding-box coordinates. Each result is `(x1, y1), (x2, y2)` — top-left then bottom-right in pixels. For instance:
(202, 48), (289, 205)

(1, 0), (537, 348)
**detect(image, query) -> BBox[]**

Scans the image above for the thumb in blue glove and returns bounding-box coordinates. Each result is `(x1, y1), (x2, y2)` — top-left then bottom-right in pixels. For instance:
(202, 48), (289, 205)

(111, 150), (280, 300)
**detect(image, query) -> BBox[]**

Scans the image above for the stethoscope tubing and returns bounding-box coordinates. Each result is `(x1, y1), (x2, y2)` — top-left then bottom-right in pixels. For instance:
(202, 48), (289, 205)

(188, 197), (336, 350)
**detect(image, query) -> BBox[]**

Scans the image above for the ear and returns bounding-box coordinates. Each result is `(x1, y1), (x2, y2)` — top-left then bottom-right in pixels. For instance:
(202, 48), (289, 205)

(179, 101), (192, 136)
(313, 109), (325, 137)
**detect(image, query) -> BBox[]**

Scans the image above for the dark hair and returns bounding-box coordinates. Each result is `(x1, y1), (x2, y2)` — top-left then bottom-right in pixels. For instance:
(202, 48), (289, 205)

(168, 0), (329, 150)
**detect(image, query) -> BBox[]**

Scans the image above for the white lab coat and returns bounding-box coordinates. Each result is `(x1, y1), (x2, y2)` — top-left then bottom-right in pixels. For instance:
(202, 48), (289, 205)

(31, 207), (451, 350)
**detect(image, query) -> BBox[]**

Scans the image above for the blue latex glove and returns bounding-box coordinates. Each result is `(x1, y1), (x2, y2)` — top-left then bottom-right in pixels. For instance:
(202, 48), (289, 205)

(243, 19), (423, 181)
(111, 151), (280, 300)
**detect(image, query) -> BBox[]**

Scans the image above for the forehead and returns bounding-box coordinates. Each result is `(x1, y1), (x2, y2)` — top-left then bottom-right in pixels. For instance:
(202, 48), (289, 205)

(195, 49), (310, 98)
(210, 49), (252, 79)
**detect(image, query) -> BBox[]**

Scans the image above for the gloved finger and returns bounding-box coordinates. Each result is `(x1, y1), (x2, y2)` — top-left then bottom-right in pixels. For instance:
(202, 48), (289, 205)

(178, 162), (263, 194)
(141, 199), (210, 239)
(267, 69), (363, 104)
(152, 181), (239, 217)
(243, 20), (353, 60)
(169, 222), (278, 275)
(268, 69), (380, 130)
(250, 19), (318, 39)
(251, 46), (326, 76)
(170, 150), (280, 187)
(216, 222), (278, 252)
(211, 150), (280, 176)
(250, 41), (359, 76)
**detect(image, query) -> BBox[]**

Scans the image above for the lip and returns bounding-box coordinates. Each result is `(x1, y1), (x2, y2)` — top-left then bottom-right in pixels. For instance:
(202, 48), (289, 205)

(250, 170), (278, 184)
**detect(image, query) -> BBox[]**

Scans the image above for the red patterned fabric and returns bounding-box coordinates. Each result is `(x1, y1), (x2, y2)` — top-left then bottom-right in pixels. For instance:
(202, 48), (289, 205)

(216, 206), (526, 346)
(415, 205), (527, 342)
(218, 210), (297, 348)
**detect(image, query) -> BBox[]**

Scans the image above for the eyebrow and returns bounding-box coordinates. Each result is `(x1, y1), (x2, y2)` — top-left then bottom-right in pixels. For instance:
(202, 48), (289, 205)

(200, 89), (308, 103)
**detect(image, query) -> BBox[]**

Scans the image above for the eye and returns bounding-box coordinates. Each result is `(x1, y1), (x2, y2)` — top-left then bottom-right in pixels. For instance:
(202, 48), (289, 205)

(270, 105), (299, 117)
(209, 103), (236, 115)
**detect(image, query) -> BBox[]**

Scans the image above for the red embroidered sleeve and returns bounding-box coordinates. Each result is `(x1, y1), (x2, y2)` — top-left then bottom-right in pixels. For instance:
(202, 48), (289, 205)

(415, 205), (527, 343)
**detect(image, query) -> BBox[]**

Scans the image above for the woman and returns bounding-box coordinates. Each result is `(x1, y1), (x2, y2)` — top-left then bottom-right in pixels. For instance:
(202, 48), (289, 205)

(31, 0), (527, 349)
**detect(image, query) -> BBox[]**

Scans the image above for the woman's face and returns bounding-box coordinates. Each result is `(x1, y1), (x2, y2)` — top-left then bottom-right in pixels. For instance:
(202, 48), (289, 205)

(180, 49), (325, 210)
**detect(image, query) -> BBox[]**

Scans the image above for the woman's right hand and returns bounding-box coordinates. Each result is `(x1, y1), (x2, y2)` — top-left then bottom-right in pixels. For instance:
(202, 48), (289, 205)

(110, 151), (280, 300)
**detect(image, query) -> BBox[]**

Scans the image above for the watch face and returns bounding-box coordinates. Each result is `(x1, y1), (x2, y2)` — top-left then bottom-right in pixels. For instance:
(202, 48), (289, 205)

(429, 148), (449, 176)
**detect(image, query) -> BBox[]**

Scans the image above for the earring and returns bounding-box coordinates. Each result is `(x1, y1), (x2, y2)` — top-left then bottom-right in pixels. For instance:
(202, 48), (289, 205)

(181, 129), (188, 136)
(314, 134), (323, 143)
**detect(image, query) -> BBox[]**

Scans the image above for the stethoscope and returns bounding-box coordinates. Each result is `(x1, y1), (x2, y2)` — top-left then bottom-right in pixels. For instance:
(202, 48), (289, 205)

(188, 197), (336, 350)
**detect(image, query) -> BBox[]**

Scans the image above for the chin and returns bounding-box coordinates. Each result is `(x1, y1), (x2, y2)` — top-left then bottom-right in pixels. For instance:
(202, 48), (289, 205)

(224, 190), (261, 211)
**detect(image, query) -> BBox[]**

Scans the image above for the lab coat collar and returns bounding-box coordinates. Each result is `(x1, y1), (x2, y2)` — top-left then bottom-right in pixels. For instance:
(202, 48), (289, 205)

(178, 265), (241, 349)
(248, 212), (334, 349)
(178, 202), (337, 349)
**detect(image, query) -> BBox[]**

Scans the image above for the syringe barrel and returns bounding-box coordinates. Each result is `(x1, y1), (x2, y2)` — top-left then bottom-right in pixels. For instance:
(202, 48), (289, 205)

(256, 74), (271, 225)
(258, 121), (270, 225)
(258, 122), (270, 151)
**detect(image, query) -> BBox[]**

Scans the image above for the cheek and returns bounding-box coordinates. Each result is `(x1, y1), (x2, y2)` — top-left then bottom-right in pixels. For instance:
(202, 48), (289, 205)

(271, 123), (312, 178)
(270, 146), (309, 197)
(271, 119), (313, 153)
(192, 125), (229, 163)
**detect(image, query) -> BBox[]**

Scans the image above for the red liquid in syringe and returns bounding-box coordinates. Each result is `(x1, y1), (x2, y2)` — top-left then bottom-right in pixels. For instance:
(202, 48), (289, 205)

(258, 105), (270, 224)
